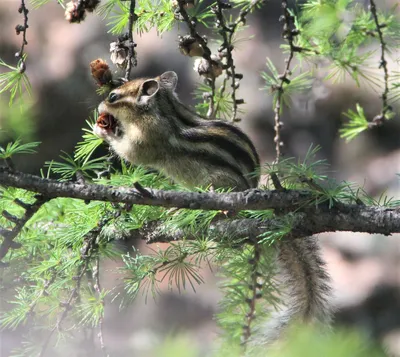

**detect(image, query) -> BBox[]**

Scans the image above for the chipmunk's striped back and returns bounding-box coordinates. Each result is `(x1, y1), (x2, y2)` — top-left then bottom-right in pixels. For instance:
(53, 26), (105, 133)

(96, 71), (259, 190)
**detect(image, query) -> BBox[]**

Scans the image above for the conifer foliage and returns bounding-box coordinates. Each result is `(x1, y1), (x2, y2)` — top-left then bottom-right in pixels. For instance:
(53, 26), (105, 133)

(0, 0), (399, 356)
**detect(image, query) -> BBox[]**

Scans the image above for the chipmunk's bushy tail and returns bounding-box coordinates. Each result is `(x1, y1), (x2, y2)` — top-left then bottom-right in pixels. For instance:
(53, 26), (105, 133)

(257, 236), (333, 344)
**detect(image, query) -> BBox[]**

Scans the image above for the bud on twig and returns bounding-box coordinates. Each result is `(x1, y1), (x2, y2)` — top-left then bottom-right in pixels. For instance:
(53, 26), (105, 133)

(64, 1), (86, 23)
(193, 56), (223, 79)
(90, 59), (112, 86)
(178, 35), (204, 57)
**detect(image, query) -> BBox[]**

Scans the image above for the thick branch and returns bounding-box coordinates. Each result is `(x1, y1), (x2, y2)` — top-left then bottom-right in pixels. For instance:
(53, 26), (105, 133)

(1, 168), (400, 243)
(0, 167), (315, 211)
(129, 207), (400, 245)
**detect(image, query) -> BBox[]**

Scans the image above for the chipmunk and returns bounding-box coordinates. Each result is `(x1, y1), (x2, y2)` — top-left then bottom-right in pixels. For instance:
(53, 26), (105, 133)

(94, 71), (332, 344)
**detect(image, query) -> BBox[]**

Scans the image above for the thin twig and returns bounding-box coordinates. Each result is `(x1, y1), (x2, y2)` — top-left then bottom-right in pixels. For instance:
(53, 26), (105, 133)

(39, 215), (111, 357)
(124, 0), (137, 81)
(0, 195), (49, 263)
(212, 1), (239, 121)
(234, 0), (264, 26)
(241, 243), (261, 346)
(27, 271), (58, 317)
(273, 1), (300, 159)
(140, 246), (212, 290)
(207, 76), (216, 118)
(368, 0), (391, 126)
(176, 0), (216, 117)
(133, 181), (153, 198)
(213, 0), (265, 121)
(213, 1), (237, 120)
(15, 0), (29, 73)
(270, 172), (284, 191)
(272, 2), (315, 159)
(39, 261), (89, 357)
(93, 257), (110, 357)
(214, 76), (227, 116)
(176, 1), (213, 62)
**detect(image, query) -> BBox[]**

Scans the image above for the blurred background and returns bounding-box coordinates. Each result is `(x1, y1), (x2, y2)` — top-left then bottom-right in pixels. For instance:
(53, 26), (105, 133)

(0, 0), (400, 356)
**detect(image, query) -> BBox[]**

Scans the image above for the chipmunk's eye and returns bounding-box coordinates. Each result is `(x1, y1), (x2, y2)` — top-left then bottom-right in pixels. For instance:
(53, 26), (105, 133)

(108, 92), (121, 103)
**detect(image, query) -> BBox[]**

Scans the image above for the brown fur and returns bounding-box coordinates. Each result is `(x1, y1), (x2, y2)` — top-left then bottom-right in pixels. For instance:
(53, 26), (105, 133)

(97, 71), (259, 190)
(95, 71), (332, 345)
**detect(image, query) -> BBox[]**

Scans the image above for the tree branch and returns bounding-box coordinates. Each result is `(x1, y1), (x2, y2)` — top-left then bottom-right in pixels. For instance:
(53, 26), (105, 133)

(368, 0), (391, 126)
(273, 1), (297, 159)
(15, 0), (29, 73)
(212, 0), (241, 122)
(176, 0), (216, 117)
(0, 167), (315, 211)
(2, 167), (400, 240)
(0, 194), (49, 261)
(176, 0), (213, 63)
(124, 0), (137, 80)
(40, 213), (110, 356)
(126, 204), (400, 246)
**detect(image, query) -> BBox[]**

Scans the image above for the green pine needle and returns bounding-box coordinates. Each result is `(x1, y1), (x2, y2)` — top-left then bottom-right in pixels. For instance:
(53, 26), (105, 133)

(340, 103), (369, 141)
(0, 57), (33, 106)
(45, 152), (107, 180)
(107, 1), (130, 34)
(74, 116), (104, 164)
(0, 139), (40, 160)
(261, 59), (313, 110)
(97, 0), (121, 18)
(30, 0), (64, 9)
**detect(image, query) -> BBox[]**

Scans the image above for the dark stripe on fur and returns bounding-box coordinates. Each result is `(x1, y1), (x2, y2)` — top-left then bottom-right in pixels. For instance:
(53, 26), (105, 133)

(162, 93), (260, 187)
(165, 96), (199, 127)
(175, 147), (251, 190)
(173, 98), (260, 167)
(200, 121), (260, 169)
(180, 128), (258, 187)
(171, 96), (259, 167)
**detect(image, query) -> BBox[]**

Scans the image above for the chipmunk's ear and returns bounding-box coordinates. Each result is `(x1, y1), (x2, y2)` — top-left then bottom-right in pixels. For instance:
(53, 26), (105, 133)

(137, 79), (159, 106)
(159, 71), (178, 91)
